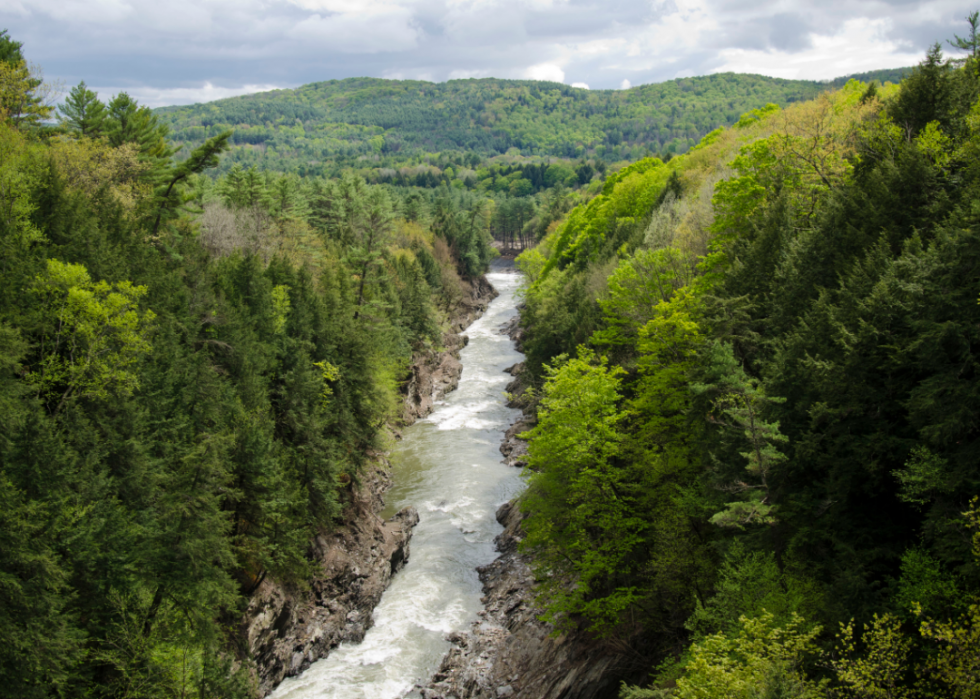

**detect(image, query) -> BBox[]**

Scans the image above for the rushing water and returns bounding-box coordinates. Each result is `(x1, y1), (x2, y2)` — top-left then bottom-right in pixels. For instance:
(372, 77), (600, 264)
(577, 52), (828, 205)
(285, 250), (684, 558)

(268, 268), (526, 699)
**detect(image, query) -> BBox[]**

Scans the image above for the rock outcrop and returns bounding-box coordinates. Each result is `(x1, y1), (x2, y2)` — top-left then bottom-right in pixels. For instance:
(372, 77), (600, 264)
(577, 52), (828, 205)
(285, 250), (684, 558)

(414, 295), (643, 699)
(498, 416), (532, 467)
(402, 275), (499, 425)
(499, 312), (532, 467)
(497, 312), (524, 353)
(415, 503), (637, 699)
(498, 360), (532, 468)
(247, 273), (498, 695)
(244, 459), (419, 696)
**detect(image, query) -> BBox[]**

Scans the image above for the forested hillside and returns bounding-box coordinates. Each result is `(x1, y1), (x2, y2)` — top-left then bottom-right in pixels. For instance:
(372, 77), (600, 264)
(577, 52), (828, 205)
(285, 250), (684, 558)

(0, 6), (966, 697)
(512, 32), (980, 698)
(0, 31), (496, 698)
(155, 74), (832, 175)
(829, 66), (913, 87)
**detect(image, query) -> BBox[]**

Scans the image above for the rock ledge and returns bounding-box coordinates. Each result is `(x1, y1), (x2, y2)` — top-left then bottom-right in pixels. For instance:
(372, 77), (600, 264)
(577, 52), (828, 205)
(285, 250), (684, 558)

(244, 459), (418, 696)
(402, 276), (499, 424)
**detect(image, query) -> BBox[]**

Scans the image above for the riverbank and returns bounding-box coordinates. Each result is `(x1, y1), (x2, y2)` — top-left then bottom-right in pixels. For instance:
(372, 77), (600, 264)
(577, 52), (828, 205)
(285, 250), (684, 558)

(245, 273), (500, 696)
(413, 300), (643, 699)
(402, 275), (499, 425)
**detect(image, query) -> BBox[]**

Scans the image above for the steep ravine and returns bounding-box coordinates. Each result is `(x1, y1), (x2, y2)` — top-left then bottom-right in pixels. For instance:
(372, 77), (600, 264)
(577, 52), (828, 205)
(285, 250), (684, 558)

(243, 275), (499, 696)
(402, 275), (498, 425)
(413, 308), (644, 699)
(243, 463), (420, 696)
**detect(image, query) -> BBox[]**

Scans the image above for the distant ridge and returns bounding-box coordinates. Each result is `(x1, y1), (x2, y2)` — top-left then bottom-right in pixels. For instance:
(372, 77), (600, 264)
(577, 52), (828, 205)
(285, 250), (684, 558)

(156, 69), (910, 175)
(828, 66), (913, 87)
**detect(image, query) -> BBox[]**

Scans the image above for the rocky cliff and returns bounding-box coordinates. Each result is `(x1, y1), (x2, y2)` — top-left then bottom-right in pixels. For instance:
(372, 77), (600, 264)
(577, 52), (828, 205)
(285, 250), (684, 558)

(247, 274), (498, 696)
(243, 459), (419, 696)
(402, 275), (498, 425)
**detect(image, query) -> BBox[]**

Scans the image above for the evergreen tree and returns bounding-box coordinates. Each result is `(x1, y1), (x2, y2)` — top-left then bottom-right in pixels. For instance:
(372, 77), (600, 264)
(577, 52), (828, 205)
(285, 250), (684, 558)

(59, 81), (107, 137)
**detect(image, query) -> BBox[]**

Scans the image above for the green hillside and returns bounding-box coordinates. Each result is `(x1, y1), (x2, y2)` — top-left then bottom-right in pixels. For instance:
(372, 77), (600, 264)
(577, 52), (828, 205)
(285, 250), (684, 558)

(829, 66), (913, 87)
(156, 74), (831, 175)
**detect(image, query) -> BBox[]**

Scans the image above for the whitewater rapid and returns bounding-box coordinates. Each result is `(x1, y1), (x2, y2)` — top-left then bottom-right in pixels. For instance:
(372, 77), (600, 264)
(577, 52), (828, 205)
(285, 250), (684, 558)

(268, 269), (525, 699)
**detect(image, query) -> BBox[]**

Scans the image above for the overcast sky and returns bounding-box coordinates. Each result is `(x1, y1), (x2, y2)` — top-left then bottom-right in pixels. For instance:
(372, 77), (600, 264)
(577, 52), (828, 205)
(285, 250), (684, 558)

(2, 0), (976, 108)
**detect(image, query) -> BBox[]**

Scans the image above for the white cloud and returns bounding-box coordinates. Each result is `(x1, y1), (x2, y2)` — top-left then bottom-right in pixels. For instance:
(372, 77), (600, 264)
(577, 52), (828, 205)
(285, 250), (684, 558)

(714, 17), (924, 80)
(289, 8), (419, 52)
(571, 81), (590, 89)
(5, 0), (971, 104)
(382, 68), (435, 81)
(525, 62), (565, 82)
(92, 81), (284, 108)
(620, 78), (631, 89)
(285, 0), (408, 14)
(448, 68), (493, 80)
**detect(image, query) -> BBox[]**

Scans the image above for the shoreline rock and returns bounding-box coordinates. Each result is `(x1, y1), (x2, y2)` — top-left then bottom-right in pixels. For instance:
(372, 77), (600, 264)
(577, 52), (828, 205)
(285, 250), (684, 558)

(247, 273), (498, 696)
(402, 275), (499, 425)
(244, 458), (419, 696)
(498, 310), (531, 467)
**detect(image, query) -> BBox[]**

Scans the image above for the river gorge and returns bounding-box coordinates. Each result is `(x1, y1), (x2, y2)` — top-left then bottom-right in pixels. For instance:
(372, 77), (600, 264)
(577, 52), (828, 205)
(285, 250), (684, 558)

(268, 268), (525, 699)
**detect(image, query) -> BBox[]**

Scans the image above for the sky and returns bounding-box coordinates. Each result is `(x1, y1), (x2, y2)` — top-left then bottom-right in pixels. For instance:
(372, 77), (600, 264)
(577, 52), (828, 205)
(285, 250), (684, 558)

(2, 0), (977, 108)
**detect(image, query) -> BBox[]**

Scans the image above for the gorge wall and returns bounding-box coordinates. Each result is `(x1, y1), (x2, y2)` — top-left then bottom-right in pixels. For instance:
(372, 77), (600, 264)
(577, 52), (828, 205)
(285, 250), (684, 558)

(414, 307), (646, 699)
(244, 274), (499, 696)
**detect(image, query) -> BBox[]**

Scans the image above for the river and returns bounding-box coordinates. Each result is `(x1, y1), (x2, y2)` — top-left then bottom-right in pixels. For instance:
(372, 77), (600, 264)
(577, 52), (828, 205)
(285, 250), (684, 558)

(268, 268), (526, 699)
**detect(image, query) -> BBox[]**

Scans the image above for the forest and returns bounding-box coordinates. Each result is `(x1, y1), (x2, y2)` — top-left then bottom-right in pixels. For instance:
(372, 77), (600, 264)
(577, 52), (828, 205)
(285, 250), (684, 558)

(0, 8), (973, 698)
(154, 72), (900, 178)
(511, 20), (980, 699)
(0, 29), (497, 698)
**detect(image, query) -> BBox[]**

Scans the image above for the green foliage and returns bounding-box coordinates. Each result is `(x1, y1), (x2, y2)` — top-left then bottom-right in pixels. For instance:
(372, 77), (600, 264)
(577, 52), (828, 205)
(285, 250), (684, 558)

(155, 74), (830, 175)
(733, 103), (781, 129)
(0, 123), (44, 262)
(686, 543), (819, 640)
(593, 246), (697, 354)
(0, 467), (85, 697)
(893, 446), (954, 507)
(0, 29), (24, 66)
(887, 45), (956, 135)
(675, 612), (826, 699)
(59, 81), (107, 137)
(893, 548), (962, 620)
(694, 342), (788, 530)
(537, 157), (673, 279)
(29, 259), (156, 414)
(544, 162), (577, 188)
(829, 67), (914, 88)
(0, 32), (51, 130)
(519, 349), (643, 632)
(833, 614), (918, 699)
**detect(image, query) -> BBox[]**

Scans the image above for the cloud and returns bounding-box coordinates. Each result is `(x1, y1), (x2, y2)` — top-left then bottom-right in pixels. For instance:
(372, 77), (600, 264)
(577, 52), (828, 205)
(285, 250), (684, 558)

(620, 78), (631, 89)
(525, 62), (566, 83)
(714, 16), (926, 79)
(92, 81), (285, 108)
(448, 68), (493, 80)
(288, 8), (419, 53)
(571, 81), (590, 89)
(2, 0), (975, 107)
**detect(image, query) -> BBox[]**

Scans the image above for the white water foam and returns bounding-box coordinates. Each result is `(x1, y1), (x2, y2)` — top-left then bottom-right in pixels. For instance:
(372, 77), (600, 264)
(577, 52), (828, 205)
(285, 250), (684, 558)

(267, 267), (526, 699)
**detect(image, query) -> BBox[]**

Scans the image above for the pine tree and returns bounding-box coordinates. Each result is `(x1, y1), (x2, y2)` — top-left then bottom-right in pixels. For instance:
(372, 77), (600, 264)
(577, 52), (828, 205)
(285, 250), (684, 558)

(58, 81), (107, 137)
